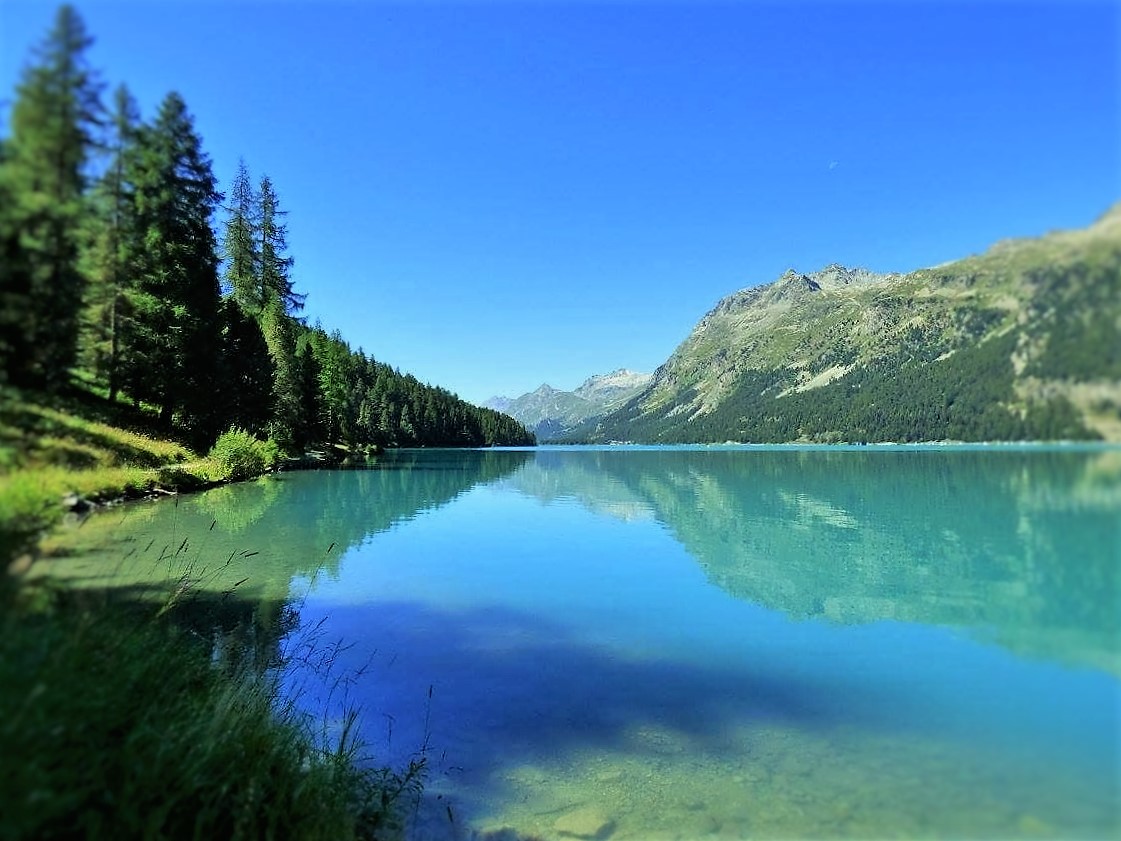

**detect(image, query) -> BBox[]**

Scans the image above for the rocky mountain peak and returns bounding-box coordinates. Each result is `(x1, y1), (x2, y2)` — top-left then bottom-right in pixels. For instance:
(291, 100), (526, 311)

(576, 369), (652, 395)
(487, 369), (654, 441)
(812, 265), (896, 288)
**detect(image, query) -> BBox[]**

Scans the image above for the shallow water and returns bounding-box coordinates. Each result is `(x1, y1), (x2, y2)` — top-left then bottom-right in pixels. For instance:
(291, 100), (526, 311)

(50, 447), (1121, 839)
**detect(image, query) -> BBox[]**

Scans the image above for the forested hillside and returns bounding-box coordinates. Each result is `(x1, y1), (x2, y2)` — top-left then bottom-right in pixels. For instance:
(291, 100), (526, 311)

(581, 208), (1121, 444)
(0, 6), (533, 451)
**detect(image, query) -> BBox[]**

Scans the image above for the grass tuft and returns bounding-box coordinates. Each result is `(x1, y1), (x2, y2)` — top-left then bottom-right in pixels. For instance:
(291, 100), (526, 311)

(0, 581), (424, 840)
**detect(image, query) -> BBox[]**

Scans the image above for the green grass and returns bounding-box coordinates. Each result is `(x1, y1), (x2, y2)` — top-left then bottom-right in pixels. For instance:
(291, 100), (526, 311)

(0, 390), (193, 470)
(0, 385), (426, 840)
(0, 389), (270, 564)
(0, 581), (424, 840)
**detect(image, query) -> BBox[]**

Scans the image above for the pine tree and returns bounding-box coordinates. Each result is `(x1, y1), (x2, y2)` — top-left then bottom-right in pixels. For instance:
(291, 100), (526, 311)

(119, 92), (222, 439)
(293, 333), (323, 448)
(218, 297), (274, 434)
(0, 140), (23, 385)
(223, 159), (261, 312)
(256, 175), (305, 448)
(80, 84), (139, 400)
(218, 159), (274, 433)
(262, 302), (301, 447)
(258, 175), (304, 316)
(0, 5), (102, 390)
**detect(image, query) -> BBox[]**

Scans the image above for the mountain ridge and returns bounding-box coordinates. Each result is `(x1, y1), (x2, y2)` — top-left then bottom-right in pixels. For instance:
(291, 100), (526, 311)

(578, 206), (1121, 444)
(485, 369), (652, 441)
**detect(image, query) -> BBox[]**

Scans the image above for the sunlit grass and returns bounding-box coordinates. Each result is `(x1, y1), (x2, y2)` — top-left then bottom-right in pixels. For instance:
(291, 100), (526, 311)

(0, 392), (258, 572)
(1, 399), (194, 472)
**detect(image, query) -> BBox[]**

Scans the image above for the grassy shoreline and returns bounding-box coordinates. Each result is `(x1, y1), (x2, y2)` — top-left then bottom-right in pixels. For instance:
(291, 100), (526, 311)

(1, 389), (272, 560)
(0, 388), (423, 840)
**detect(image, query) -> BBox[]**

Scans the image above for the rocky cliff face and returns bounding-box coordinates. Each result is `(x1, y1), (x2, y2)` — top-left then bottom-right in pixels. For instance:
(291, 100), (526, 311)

(584, 205), (1121, 443)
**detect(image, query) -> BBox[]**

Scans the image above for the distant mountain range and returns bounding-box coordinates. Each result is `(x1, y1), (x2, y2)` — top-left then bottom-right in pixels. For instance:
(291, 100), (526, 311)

(571, 204), (1121, 444)
(484, 369), (652, 441)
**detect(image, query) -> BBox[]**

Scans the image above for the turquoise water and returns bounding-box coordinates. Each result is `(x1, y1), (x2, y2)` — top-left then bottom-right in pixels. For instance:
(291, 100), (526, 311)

(53, 447), (1121, 839)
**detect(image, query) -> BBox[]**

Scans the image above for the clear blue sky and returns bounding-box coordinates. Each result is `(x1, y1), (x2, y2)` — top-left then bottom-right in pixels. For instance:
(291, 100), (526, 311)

(2, 1), (1117, 405)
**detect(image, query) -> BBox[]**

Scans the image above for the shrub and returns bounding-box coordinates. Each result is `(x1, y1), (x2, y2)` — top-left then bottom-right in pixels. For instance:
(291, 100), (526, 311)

(206, 428), (281, 482)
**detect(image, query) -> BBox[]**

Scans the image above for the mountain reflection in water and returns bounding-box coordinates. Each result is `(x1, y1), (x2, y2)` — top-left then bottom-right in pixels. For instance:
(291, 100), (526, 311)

(504, 447), (1120, 674)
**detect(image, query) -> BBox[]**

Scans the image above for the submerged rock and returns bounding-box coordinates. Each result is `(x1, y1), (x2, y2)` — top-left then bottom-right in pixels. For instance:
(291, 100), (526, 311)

(1017, 814), (1053, 836)
(553, 806), (615, 839)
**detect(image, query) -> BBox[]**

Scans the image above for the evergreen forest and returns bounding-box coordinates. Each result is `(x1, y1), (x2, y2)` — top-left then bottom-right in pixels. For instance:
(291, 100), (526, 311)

(0, 6), (535, 453)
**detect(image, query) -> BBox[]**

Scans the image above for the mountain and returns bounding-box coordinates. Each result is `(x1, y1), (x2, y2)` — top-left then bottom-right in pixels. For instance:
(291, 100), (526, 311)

(580, 206), (1121, 443)
(573, 369), (652, 404)
(485, 369), (652, 441)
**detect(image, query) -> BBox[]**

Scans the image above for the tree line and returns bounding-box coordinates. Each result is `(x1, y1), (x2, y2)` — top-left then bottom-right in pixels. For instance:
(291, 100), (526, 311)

(0, 6), (534, 451)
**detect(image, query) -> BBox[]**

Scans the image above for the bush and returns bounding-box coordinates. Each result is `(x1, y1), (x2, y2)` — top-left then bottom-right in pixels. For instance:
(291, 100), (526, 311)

(206, 428), (281, 482)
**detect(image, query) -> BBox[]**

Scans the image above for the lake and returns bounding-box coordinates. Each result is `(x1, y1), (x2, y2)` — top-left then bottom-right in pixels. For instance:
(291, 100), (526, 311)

(49, 446), (1120, 840)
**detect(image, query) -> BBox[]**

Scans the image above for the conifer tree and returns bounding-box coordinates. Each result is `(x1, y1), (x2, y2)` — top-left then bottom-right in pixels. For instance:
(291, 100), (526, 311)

(0, 141), (23, 384)
(258, 175), (303, 315)
(0, 5), (102, 389)
(293, 334), (324, 448)
(256, 175), (306, 448)
(218, 297), (274, 433)
(223, 159), (260, 312)
(218, 159), (274, 431)
(262, 302), (301, 447)
(120, 92), (222, 438)
(80, 84), (139, 400)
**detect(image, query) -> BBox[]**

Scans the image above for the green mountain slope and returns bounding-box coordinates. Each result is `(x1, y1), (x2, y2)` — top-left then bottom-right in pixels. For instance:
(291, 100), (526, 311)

(584, 206), (1121, 443)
